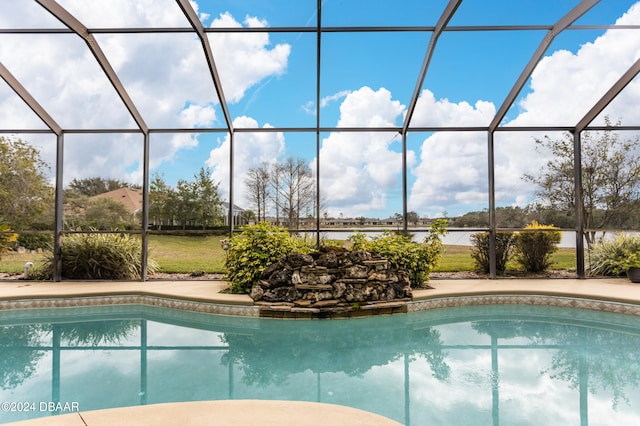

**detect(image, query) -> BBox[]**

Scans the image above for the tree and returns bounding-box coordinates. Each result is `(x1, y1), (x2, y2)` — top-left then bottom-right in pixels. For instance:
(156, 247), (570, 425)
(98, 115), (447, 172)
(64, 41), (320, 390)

(174, 179), (197, 230)
(63, 197), (138, 230)
(270, 157), (315, 229)
(0, 325), (45, 389)
(149, 173), (173, 228)
(148, 168), (223, 230)
(67, 177), (138, 197)
(242, 209), (257, 224)
(0, 137), (53, 230)
(407, 211), (420, 225)
(524, 118), (640, 247)
(192, 167), (223, 229)
(245, 163), (270, 222)
(83, 198), (138, 230)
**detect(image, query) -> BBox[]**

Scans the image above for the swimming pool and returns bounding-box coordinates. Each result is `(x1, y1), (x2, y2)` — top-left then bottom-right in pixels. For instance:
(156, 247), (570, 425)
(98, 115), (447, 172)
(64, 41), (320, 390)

(1, 304), (640, 425)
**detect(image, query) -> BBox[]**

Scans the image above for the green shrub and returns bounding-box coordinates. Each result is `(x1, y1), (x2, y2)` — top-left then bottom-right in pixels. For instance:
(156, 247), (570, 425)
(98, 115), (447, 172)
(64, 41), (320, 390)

(470, 231), (514, 274)
(347, 219), (448, 287)
(513, 221), (562, 273)
(17, 233), (53, 251)
(37, 231), (157, 280)
(225, 222), (314, 294)
(347, 231), (368, 251)
(588, 233), (640, 276)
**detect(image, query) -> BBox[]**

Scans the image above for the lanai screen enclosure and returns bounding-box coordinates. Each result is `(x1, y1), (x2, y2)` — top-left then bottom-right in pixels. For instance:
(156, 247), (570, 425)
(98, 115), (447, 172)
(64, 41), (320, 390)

(1, 0), (639, 280)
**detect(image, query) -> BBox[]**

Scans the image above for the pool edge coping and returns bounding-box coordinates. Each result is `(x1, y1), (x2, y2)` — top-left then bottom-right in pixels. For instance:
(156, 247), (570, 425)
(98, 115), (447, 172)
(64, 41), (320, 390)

(2, 278), (640, 318)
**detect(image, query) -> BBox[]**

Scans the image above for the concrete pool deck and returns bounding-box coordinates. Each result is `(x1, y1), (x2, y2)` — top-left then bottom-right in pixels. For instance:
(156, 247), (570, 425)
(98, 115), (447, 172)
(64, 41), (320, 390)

(2, 276), (640, 308)
(2, 276), (640, 425)
(3, 400), (403, 426)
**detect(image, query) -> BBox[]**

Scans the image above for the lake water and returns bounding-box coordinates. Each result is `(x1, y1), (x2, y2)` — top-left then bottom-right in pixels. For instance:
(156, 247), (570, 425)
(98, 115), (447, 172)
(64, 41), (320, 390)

(305, 229), (640, 249)
(305, 229), (579, 248)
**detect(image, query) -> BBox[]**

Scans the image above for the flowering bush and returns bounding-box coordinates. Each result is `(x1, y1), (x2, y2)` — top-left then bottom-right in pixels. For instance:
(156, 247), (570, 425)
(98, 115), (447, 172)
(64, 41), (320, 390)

(0, 222), (18, 260)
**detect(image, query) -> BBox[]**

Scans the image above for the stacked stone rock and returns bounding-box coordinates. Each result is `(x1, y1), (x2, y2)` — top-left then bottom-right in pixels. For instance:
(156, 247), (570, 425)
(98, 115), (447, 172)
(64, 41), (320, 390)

(250, 246), (412, 311)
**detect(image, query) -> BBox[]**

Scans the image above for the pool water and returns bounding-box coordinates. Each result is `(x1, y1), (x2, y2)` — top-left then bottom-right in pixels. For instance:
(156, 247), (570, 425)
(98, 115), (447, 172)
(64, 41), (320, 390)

(2, 304), (640, 425)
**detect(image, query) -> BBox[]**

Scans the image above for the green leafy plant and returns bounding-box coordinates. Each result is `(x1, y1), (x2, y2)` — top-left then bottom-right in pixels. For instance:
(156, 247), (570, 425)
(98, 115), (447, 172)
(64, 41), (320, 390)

(347, 219), (448, 287)
(17, 233), (53, 251)
(513, 221), (562, 273)
(224, 222), (313, 294)
(37, 231), (157, 280)
(618, 251), (640, 272)
(470, 231), (515, 275)
(347, 231), (368, 251)
(588, 234), (640, 276)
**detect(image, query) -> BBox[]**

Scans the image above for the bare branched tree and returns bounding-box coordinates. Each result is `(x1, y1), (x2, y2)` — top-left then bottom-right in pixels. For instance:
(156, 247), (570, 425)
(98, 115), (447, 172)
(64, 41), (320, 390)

(270, 157), (315, 229)
(244, 163), (271, 222)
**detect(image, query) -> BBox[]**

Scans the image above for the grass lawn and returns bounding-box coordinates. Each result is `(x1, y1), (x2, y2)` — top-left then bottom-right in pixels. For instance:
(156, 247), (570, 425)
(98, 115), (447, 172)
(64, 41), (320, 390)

(0, 251), (47, 274)
(434, 245), (576, 272)
(1, 236), (576, 275)
(148, 235), (227, 274)
(436, 245), (475, 272)
(0, 235), (228, 275)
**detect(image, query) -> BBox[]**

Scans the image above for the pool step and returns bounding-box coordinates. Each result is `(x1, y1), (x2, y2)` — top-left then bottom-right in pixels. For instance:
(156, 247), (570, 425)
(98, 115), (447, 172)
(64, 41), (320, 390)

(256, 298), (409, 319)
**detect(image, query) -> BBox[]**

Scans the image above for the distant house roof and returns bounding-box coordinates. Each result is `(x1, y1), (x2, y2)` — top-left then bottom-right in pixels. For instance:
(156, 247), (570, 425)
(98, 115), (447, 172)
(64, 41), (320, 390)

(221, 202), (245, 213)
(91, 187), (142, 214)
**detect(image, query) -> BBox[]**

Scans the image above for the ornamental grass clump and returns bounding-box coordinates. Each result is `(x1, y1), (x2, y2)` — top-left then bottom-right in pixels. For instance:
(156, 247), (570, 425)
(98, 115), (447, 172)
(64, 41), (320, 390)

(224, 222), (314, 294)
(37, 231), (157, 280)
(513, 221), (561, 273)
(588, 233), (640, 276)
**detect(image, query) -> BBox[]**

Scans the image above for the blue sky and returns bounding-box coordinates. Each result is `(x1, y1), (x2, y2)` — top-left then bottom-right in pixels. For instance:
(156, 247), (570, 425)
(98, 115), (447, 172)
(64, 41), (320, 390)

(1, 0), (639, 219)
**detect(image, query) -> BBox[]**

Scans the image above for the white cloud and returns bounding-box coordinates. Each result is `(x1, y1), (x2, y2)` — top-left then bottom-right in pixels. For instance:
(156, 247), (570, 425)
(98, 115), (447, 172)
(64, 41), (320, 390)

(301, 100), (316, 115)
(56, 0), (190, 27)
(301, 90), (353, 116)
(408, 3), (640, 217)
(3, 1), (640, 220)
(0, 3), (291, 186)
(409, 131), (488, 217)
(179, 104), (216, 127)
(407, 90), (498, 216)
(317, 86), (408, 217)
(206, 116), (285, 201)
(97, 32), (220, 128)
(511, 2), (640, 126)
(149, 133), (200, 172)
(337, 86), (404, 128)
(0, 0), (64, 28)
(62, 133), (147, 185)
(208, 12), (291, 103)
(320, 90), (352, 108)
(0, 34), (136, 130)
(410, 89), (496, 127)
